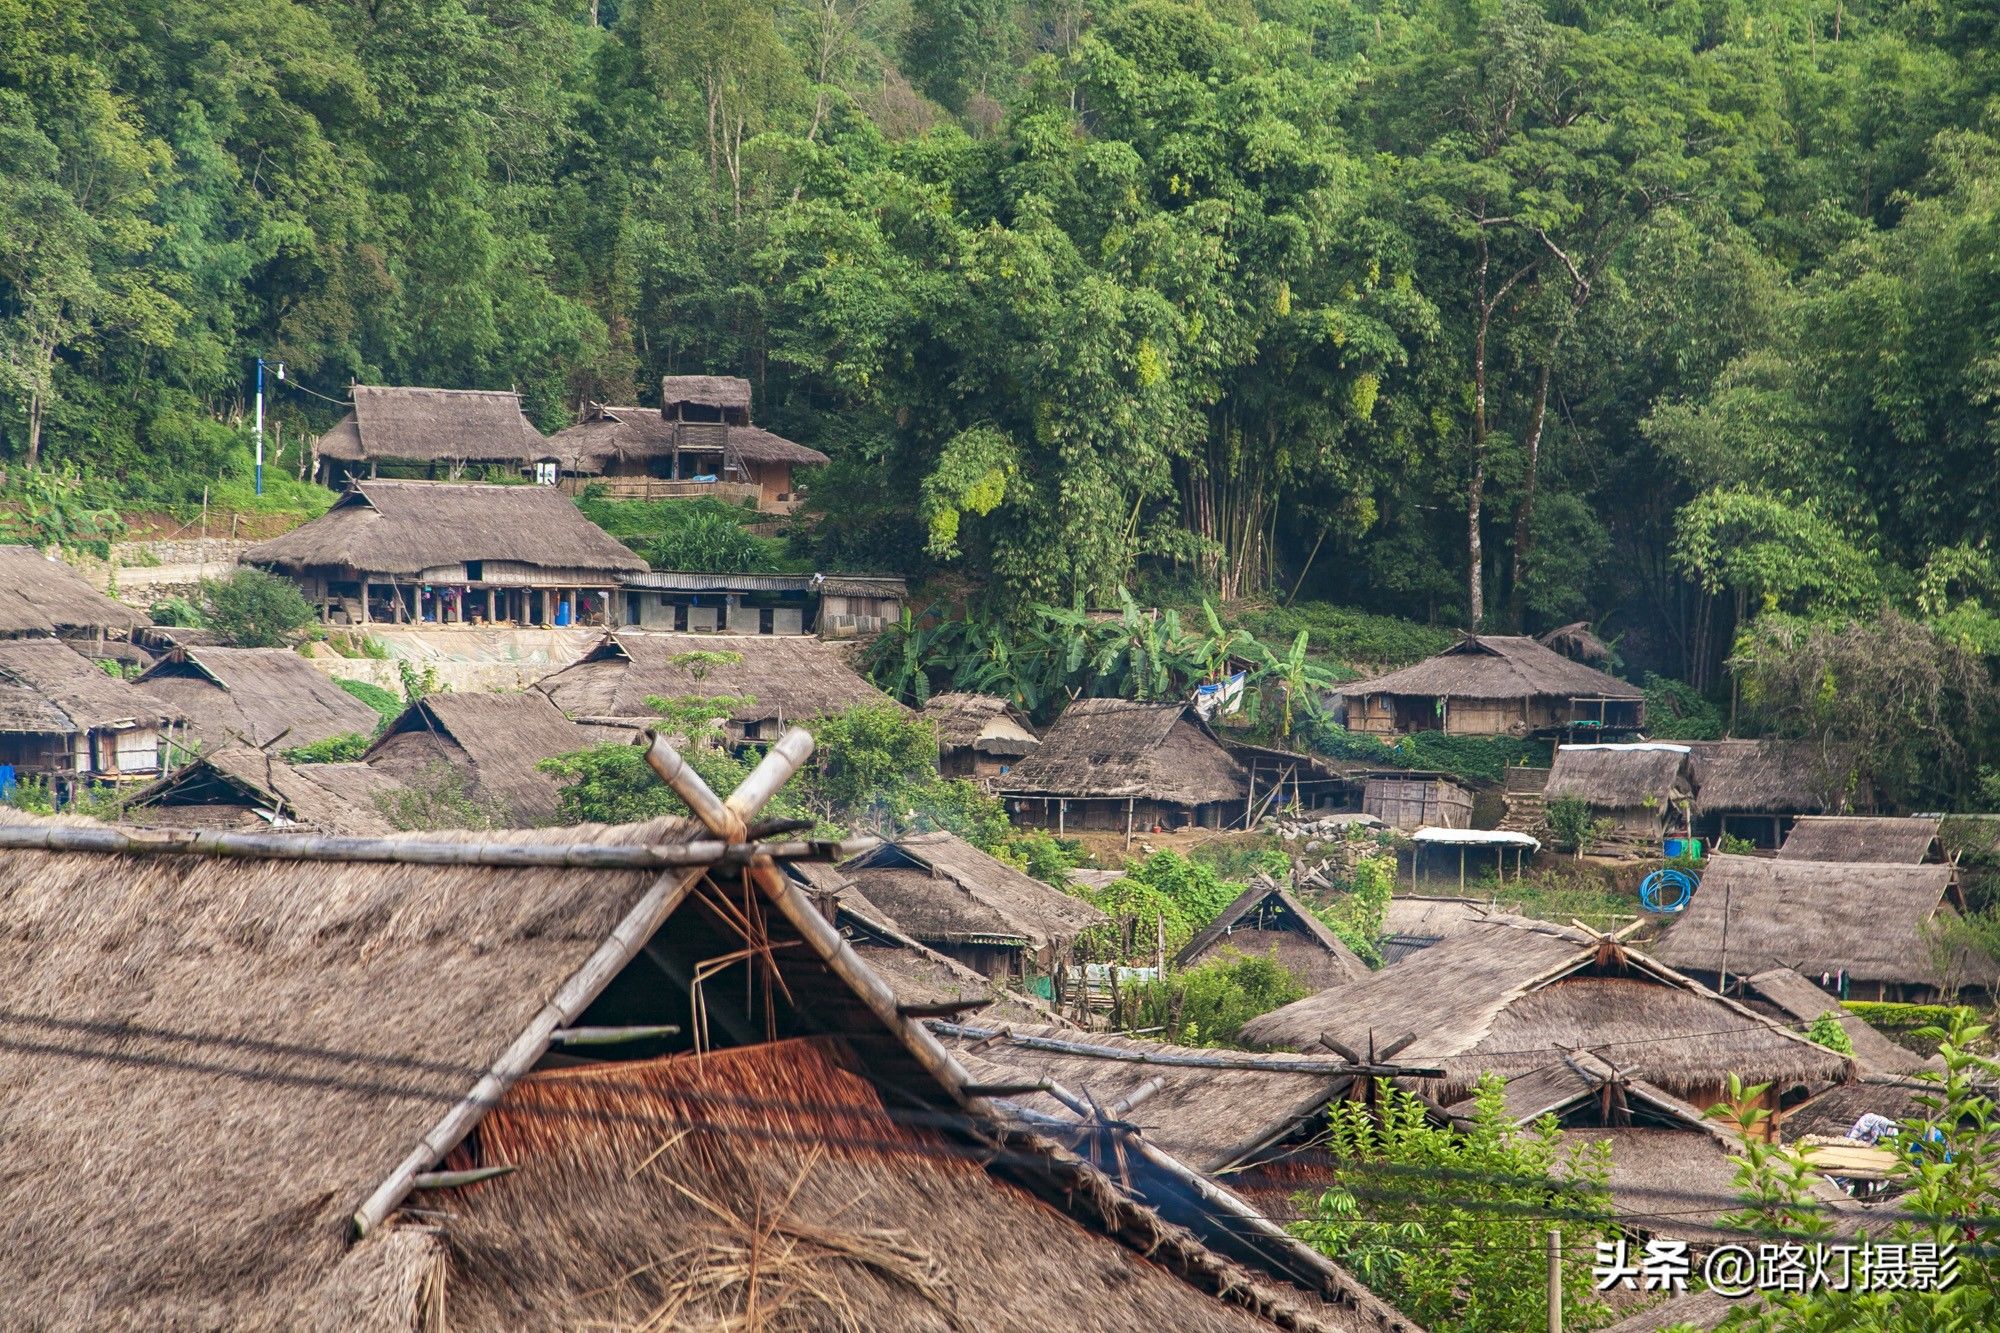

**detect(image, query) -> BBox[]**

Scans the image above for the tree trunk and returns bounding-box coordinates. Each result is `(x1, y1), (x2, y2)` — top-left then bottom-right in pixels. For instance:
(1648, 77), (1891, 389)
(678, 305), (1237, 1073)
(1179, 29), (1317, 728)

(1468, 239), (1491, 630)
(1507, 358), (1554, 628)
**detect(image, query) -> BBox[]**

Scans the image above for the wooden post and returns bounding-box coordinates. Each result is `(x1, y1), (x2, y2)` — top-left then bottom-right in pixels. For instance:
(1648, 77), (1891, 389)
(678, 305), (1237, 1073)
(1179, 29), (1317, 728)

(1547, 1229), (1562, 1333)
(1459, 846), (1467, 890)
(1058, 799), (1066, 837)
(1155, 913), (1166, 980)
(360, 581), (370, 624)
(1125, 797), (1135, 850)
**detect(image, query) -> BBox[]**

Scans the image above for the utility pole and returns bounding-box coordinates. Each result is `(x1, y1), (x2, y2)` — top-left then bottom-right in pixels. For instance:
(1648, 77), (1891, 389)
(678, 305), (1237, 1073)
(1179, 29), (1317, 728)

(255, 357), (285, 496)
(1547, 1228), (1562, 1333)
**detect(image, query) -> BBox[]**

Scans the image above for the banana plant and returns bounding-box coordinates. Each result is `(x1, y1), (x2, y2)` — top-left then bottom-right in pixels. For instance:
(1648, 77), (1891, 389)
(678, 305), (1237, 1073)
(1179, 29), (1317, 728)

(1254, 629), (1339, 741)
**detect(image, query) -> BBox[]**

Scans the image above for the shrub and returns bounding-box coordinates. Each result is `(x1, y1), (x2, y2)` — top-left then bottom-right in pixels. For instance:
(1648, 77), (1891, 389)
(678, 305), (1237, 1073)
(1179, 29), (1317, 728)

(199, 568), (314, 646)
(1112, 952), (1308, 1047)
(1642, 673), (1726, 740)
(283, 732), (372, 764)
(1545, 796), (1609, 857)
(1804, 1012), (1854, 1055)
(375, 762), (507, 831)
(334, 677), (404, 724)
(148, 595), (205, 627)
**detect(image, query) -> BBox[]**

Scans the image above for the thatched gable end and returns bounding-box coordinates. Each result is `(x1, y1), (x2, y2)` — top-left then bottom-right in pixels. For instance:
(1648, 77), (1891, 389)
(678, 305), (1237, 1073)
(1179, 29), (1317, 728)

(122, 745), (397, 835)
(135, 646), (382, 751)
(921, 691), (1040, 757)
(1176, 877), (1371, 991)
(1653, 854), (1992, 994)
(316, 385), (544, 465)
(0, 545), (150, 638)
(245, 480), (647, 579)
(537, 630), (898, 726)
(1002, 698), (1249, 807)
(1777, 815), (1943, 865)
(841, 830), (1109, 953)
(364, 691), (596, 826)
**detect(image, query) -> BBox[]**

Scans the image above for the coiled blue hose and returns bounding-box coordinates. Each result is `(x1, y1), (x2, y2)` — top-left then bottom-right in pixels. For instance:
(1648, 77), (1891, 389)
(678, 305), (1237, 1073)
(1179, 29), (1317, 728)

(1639, 867), (1697, 913)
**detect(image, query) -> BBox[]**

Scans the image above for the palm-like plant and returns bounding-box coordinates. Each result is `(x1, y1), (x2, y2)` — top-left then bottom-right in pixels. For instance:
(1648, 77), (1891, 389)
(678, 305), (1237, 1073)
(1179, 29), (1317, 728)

(1254, 630), (1339, 741)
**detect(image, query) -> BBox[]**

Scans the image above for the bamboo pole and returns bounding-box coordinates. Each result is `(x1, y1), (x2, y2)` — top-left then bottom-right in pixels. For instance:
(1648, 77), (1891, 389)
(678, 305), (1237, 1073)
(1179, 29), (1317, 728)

(0, 824), (874, 871)
(927, 1021), (1442, 1078)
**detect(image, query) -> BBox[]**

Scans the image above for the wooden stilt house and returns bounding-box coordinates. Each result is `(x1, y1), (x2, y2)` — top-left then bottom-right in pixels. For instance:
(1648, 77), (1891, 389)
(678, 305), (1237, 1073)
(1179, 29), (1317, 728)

(1001, 698), (1251, 834)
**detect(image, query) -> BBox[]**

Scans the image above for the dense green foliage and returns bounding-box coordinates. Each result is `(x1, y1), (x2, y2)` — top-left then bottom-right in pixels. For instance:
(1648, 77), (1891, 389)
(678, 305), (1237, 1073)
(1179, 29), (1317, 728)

(198, 568), (315, 646)
(575, 492), (798, 572)
(1077, 848), (1248, 959)
(333, 677), (405, 725)
(1111, 952), (1307, 1047)
(1292, 1077), (1613, 1333)
(1310, 719), (1550, 784)
(282, 731), (372, 763)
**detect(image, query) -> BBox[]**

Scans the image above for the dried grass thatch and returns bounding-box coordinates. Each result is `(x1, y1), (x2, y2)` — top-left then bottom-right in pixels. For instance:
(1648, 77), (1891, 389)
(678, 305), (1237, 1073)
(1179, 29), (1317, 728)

(920, 692), (1039, 758)
(944, 1024), (1353, 1174)
(1337, 636), (1642, 703)
(1177, 878), (1371, 991)
(1543, 745), (1691, 810)
(841, 831), (1109, 953)
(363, 691), (595, 826)
(538, 631), (897, 725)
(545, 406), (828, 474)
(1536, 622), (1612, 665)
(0, 545), (150, 637)
(135, 647), (383, 751)
(1686, 740), (1828, 816)
(246, 480), (646, 578)
(315, 386), (543, 465)
(1782, 1070), (1951, 1141)
(1777, 815), (1943, 865)
(121, 745), (398, 835)
(1596, 1289), (1739, 1333)
(661, 374), (754, 410)
(1239, 917), (1848, 1101)
(0, 637), (177, 733)
(1652, 854), (1994, 990)
(1742, 968), (1931, 1076)
(1001, 698), (1249, 806)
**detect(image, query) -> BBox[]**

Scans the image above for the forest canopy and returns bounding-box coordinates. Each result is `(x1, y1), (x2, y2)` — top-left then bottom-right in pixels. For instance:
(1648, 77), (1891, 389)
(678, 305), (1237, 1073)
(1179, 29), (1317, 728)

(6, 0), (2000, 717)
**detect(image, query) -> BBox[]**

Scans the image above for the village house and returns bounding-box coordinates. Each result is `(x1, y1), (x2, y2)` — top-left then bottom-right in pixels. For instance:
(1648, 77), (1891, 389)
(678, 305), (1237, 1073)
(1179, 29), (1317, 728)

(121, 744), (396, 834)
(1335, 634), (1645, 737)
(921, 691), (1040, 780)
(1652, 853), (1996, 1003)
(312, 385), (547, 486)
(1740, 967), (1931, 1077)
(0, 544), (150, 644)
(839, 830), (1109, 997)
(0, 638), (182, 793)
(1536, 742), (1695, 854)
(543, 378), (829, 512)
(615, 569), (906, 637)
(0, 736), (1407, 1332)
(246, 479), (646, 627)
(133, 646), (383, 751)
(1002, 698), (1251, 835)
(362, 691), (598, 826)
(1777, 814), (1944, 864)
(1685, 739), (1830, 849)
(1361, 772), (1473, 831)
(1241, 916), (1850, 1134)
(536, 630), (898, 745)
(1175, 875), (1372, 991)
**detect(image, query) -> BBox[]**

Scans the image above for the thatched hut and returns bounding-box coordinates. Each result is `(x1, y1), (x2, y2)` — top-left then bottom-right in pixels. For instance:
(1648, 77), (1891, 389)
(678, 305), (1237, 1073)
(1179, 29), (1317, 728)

(1001, 698), (1251, 834)
(120, 744), (395, 834)
(840, 830), (1110, 989)
(0, 786), (1403, 1330)
(1651, 854), (1996, 1002)
(1335, 634), (1644, 738)
(537, 630), (899, 744)
(0, 638), (181, 791)
(1240, 916), (1849, 1127)
(363, 691), (595, 826)
(1777, 815), (1944, 864)
(246, 479), (645, 628)
(1176, 876), (1371, 990)
(1741, 967), (1930, 1076)
(312, 384), (545, 485)
(544, 388), (829, 513)
(1685, 739), (1829, 849)
(921, 691), (1039, 780)
(1540, 743), (1694, 852)
(134, 646), (382, 751)
(0, 544), (150, 642)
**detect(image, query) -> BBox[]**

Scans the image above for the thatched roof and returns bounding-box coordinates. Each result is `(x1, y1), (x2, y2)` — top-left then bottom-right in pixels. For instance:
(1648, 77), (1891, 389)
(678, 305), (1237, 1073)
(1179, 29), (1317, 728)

(1543, 744), (1691, 809)
(1337, 635), (1643, 703)
(120, 745), (396, 835)
(134, 647), (382, 750)
(0, 638), (177, 733)
(1741, 968), (1931, 1076)
(1177, 877), (1371, 989)
(1777, 815), (1942, 864)
(1380, 895), (1498, 965)
(315, 385), (543, 465)
(1782, 1069), (1953, 1141)
(1536, 621), (1612, 665)
(660, 374), (753, 410)
(245, 480), (646, 577)
(537, 631), (898, 725)
(921, 691), (1040, 757)
(841, 831), (1109, 952)
(0, 807), (1397, 1330)
(1596, 1289), (1739, 1333)
(363, 691), (595, 825)
(0, 545), (150, 637)
(1686, 739), (1828, 816)
(1652, 854), (1994, 989)
(545, 406), (828, 473)
(942, 1022), (1356, 1173)
(1240, 917), (1849, 1100)
(1002, 698), (1249, 806)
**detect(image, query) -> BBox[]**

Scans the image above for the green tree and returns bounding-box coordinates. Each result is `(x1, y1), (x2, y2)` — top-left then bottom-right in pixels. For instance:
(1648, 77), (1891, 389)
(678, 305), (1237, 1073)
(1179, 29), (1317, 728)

(1112, 952), (1307, 1048)
(199, 568), (315, 646)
